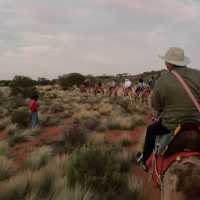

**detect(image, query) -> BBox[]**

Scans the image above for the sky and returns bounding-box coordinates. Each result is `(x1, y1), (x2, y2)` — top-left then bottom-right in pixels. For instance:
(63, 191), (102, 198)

(0, 0), (199, 80)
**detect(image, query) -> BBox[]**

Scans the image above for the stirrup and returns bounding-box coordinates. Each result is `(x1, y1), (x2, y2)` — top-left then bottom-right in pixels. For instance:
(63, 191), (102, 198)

(135, 152), (148, 172)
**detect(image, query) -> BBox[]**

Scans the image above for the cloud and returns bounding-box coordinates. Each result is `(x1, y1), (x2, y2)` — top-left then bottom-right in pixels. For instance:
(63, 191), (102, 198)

(0, 0), (199, 79)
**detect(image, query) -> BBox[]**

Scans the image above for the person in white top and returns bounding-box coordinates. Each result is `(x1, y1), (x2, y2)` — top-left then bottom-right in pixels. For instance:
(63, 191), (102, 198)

(123, 79), (132, 96)
(124, 79), (132, 89)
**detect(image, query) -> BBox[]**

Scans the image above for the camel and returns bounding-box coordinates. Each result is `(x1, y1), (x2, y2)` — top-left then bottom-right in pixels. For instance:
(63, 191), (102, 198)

(162, 156), (200, 200)
(148, 122), (200, 200)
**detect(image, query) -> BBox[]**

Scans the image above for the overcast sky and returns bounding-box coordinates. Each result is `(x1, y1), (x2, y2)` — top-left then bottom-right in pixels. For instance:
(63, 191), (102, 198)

(0, 0), (199, 79)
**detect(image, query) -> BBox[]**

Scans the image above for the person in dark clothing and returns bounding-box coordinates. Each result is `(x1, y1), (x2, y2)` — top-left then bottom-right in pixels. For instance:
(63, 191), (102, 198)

(139, 47), (200, 170)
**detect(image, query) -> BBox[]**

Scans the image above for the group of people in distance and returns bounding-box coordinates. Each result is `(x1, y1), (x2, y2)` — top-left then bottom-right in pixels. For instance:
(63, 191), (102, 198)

(80, 76), (155, 101)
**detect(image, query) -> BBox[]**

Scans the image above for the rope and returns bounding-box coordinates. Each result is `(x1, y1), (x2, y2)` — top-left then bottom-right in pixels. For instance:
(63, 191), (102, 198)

(152, 152), (164, 199)
(171, 70), (200, 113)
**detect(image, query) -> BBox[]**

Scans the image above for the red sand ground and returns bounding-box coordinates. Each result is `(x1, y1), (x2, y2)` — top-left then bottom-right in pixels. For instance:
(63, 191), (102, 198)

(0, 117), (160, 200)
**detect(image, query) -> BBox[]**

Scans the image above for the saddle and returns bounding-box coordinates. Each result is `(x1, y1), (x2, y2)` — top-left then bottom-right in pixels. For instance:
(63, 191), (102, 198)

(155, 121), (200, 157)
(147, 121), (200, 187)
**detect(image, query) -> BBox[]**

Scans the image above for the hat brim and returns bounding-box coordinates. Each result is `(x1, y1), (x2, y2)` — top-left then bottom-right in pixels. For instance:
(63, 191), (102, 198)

(158, 55), (191, 66)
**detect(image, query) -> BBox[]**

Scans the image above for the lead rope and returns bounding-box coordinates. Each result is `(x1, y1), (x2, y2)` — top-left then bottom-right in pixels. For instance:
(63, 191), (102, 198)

(152, 151), (165, 199)
(171, 70), (200, 113)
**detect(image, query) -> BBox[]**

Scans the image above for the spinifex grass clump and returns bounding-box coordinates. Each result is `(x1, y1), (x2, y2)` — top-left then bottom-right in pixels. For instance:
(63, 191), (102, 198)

(11, 108), (30, 128)
(64, 123), (87, 151)
(0, 156), (16, 181)
(26, 146), (53, 170)
(66, 144), (141, 199)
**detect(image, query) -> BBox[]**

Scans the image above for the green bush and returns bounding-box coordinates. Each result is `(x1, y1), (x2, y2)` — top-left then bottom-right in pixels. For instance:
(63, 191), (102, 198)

(66, 145), (138, 199)
(10, 76), (36, 88)
(10, 76), (38, 98)
(58, 73), (85, 90)
(11, 109), (30, 128)
(120, 138), (132, 147)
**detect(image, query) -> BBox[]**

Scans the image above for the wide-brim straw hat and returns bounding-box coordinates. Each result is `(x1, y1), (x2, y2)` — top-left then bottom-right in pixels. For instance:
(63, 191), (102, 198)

(159, 47), (190, 66)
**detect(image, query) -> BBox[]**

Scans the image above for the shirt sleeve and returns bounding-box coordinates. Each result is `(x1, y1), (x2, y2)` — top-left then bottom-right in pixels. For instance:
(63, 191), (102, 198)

(151, 80), (164, 112)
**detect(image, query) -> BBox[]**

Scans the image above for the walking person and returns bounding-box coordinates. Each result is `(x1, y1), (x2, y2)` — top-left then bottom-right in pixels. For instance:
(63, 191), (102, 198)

(29, 95), (39, 128)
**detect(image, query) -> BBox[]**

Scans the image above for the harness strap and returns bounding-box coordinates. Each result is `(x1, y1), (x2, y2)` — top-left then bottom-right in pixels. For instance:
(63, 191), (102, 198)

(171, 70), (200, 113)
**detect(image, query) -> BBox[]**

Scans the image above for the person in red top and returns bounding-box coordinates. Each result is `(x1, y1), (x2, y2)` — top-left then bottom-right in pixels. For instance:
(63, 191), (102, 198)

(29, 95), (39, 128)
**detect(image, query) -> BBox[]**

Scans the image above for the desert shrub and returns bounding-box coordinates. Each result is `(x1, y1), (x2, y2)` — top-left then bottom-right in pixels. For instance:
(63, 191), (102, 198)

(66, 144), (138, 199)
(10, 76), (36, 88)
(26, 146), (53, 170)
(55, 123), (87, 153)
(87, 133), (106, 145)
(0, 155), (68, 200)
(0, 117), (11, 130)
(8, 129), (33, 146)
(30, 168), (56, 199)
(75, 110), (100, 121)
(12, 87), (38, 99)
(131, 114), (144, 127)
(120, 138), (132, 147)
(53, 185), (96, 200)
(0, 140), (9, 156)
(108, 112), (144, 130)
(75, 116), (101, 132)
(0, 156), (16, 181)
(7, 95), (25, 110)
(107, 114), (134, 130)
(117, 149), (134, 173)
(127, 176), (143, 200)
(98, 103), (113, 115)
(11, 108), (30, 128)
(4, 124), (17, 135)
(60, 110), (73, 119)
(39, 114), (61, 127)
(50, 103), (65, 113)
(10, 76), (38, 98)
(0, 172), (30, 200)
(0, 106), (8, 118)
(58, 73), (85, 90)
(22, 127), (41, 136)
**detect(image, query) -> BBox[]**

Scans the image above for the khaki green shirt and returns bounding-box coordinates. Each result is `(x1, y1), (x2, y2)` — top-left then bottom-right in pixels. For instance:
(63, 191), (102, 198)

(151, 67), (200, 131)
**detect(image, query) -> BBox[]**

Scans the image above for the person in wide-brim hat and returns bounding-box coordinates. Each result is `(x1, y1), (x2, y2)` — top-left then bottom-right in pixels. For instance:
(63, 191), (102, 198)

(139, 47), (200, 173)
(158, 47), (190, 67)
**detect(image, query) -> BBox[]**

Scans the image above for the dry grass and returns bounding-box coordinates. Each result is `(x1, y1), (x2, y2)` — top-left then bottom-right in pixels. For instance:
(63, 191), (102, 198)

(0, 156), (16, 181)
(22, 127), (41, 136)
(128, 175), (143, 200)
(98, 103), (113, 115)
(74, 109), (100, 121)
(87, 133), (106, 145)
(0, 117), (11, 130)
(0, 155), (69, 200)
(26, 146), (53, 170)
(4, 123), (17, 135)
(0, 140), (9, 156)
